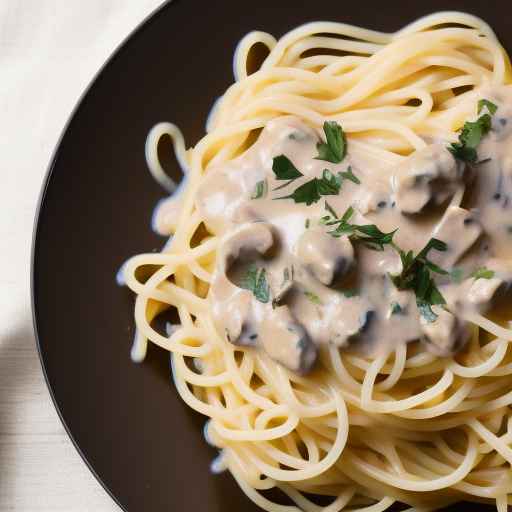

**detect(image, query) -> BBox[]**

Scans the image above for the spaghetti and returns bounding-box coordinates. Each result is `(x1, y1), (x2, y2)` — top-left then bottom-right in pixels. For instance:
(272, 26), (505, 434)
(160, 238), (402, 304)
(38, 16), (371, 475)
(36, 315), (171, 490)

(123, 12), (512, 511)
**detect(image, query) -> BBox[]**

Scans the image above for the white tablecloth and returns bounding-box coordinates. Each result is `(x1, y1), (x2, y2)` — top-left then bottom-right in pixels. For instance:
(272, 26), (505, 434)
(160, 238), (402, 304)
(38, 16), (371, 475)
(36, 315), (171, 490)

(0, 2), (165, 509)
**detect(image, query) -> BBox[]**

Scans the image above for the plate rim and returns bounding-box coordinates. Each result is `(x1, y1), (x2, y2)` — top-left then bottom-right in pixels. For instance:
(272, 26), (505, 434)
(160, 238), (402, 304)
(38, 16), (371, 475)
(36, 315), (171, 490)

(30, 2), (173, 510)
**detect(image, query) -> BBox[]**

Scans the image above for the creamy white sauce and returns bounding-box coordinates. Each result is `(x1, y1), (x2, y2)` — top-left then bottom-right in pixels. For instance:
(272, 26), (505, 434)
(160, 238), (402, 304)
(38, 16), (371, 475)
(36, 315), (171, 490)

(152, 179), (188, 236)
(158, 86), (512, 373)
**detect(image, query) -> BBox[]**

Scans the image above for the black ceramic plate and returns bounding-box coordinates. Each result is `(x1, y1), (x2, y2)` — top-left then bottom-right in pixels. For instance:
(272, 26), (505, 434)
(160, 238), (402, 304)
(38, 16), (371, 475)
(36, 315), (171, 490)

(32, 1), (511, 511)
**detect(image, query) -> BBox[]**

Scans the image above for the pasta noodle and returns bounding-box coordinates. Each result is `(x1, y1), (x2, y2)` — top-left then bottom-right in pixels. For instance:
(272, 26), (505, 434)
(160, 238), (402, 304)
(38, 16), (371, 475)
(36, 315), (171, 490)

(123, 11), (512, 511)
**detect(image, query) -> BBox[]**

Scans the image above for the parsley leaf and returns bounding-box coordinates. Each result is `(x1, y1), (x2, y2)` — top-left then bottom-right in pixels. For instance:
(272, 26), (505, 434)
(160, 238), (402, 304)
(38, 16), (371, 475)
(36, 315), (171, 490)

(390, 302), (403, 315)
(315, 121), (347, 163)
(471, 267), (495, 280)
(448, 100), (496, 162)
(460, 115), (491, 148)
(321, 201), (339, 224)
(277, 169), (344, 205)
(282, 179), (321, 205)
(272, 121), (358, 204)
(304, 290), (322, 305)
(327, 205), (397, 250)
(251, 180), (267, 199)
(417, 238), (448, 259)
(448, 144), (478, 163)
(324, 203), (449, 322)
(317, 169), (343, 195)
(417, 300), (438, 323)
(389, 238), (448, 322)
(340, 205), (354, 223)
(340, 166), (360, 184)
(478, 99), (498, 116)
(341, 289), (358, 298)
(272, 155), (303, 180)
(282, 266), (294, 285)
(240, 265), (270, 303)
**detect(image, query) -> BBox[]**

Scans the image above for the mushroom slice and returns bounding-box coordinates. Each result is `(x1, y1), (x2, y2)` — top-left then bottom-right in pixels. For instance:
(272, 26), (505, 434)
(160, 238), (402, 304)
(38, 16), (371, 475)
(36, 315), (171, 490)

(429, 207), (482, 268)
(421, 307), (470, 356)
(296, 228), (354, 286)
(467, 277), (504, 311)
(467, 259), (512, 312)
(210, 222), (275, 345)
(393, 144), (465, 214)
(259, 306), (317, 374)
(273, 266), (295, 304)
(324, 296), (375, 347)
(217, 289), (256, 345)
(219, 222), (274, 271)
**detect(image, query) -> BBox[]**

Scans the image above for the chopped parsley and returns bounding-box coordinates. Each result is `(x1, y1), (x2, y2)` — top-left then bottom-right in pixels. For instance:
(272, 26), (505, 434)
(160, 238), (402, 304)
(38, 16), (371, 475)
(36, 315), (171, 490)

(340, 166), (360, 184)
(341, 289), (358, 298)
(305, 218), (310, 229)
(271, 155), (303, 191)
(471, 267), (495, 280)
(325, 204), (397, 251)
(448, 99), (497, 163)
(272, 155), (303, 180)
(272, 122), (358, 204)
(478, 99), (498, 116)
(277, 169), (347, 205)
(279, 178), (322, 205)
(282, 266), (294, 285)
(389, 238), (448, 322)
(240, 265), (270, 303)
(322, 204), (447, 320)
(304, 290), (322, 305)
(390, 302), (403, 315)
(315, 121), (347, 163)
(417, 301), (438, 323)
(251, 179), (268, 199)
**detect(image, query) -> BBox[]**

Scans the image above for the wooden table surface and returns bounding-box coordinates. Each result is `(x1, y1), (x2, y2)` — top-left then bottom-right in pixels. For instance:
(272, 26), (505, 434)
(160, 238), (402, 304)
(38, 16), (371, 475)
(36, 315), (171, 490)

(0, 2), (163, 509)
(0, 326), (120, 511)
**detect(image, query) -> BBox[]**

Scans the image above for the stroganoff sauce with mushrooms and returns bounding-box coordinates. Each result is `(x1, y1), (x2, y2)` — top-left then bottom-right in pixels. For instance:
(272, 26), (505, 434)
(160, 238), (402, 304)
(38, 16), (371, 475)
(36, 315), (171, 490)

(156, 87), (512, 374)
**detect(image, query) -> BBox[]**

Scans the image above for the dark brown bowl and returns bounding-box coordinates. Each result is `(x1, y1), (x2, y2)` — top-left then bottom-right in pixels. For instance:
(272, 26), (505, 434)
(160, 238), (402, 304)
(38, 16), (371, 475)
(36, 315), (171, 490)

(32, 1), (510, 510)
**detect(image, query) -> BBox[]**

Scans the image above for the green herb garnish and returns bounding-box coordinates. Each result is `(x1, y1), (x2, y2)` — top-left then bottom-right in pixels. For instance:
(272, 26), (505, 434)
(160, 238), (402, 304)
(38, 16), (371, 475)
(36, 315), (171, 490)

(341, 289), (358, 298)
(324, 202), (449, 321)
(271, 155), (303, 191)
(389, 238), (448, 322)
(417, 301), (438, 323)
(478, 99), (498, 116)
(272, 121), (358, 204)
(282, 266), (294, 285)
(272, 155), (303, 180)
(340, 166), (360, 184)
(240, 265), (270, 303)
(315, 121), (347, 163)
(390, 302), (403, 315)
(471, 267), (495, 280)
(251, 179), (268, 199)
(448, 144), (479, 163)
(326, 205), (397, 251)
(448, 99), (497, 162)
(304, 290), (322, 305)
(277, 169), (345, 205)
(305, 218), (310, 229)
(280, 178), (322, 205)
